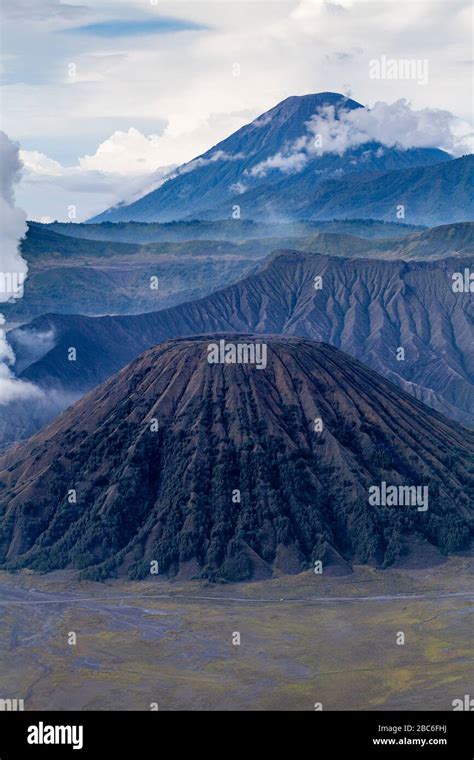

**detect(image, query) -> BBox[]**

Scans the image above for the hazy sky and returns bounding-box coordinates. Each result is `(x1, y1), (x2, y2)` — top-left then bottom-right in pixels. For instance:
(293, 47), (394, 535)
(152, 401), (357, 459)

(1, 0), (472, 221)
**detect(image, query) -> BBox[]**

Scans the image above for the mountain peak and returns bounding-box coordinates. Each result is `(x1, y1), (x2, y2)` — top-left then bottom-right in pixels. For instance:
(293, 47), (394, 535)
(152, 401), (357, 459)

(244, 91), (362, 135)
(266, 91), (362, 117)
(89, 91), (454, 224)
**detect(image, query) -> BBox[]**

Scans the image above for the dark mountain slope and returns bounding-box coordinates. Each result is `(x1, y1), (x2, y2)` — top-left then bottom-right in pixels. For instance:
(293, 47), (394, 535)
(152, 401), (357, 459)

(200, 156), (472, 226)
(9, 251), (473, 426)
(299, 155), (474, 226)
(0, 336), (472, 581)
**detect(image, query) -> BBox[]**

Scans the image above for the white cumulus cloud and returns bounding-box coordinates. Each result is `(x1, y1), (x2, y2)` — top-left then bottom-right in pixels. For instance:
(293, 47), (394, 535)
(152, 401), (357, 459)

(19, 135), (246, 219)
(78, 128), (167, 175)
(248, 99), (474, 177)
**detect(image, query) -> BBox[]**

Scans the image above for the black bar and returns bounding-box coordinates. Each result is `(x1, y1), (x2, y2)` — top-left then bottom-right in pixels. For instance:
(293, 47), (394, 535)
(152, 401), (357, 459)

(0, 711), (472, 758)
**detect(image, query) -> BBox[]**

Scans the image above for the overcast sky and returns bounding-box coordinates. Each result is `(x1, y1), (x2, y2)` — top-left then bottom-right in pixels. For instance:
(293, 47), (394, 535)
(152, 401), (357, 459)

(1, 0), (472, 221)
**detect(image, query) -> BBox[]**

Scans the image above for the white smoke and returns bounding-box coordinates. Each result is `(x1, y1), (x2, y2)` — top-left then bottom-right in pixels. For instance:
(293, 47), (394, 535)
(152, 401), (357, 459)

(0, 316), (44, 404)
(0, 131), (42, 404)
(0, 131), (28, 301)
(248, 99), (474, 178)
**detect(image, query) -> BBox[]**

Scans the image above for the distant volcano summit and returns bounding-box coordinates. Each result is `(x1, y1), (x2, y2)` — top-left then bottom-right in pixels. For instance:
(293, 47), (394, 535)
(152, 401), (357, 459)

(0, 336), (472, 581)
(90, 92), (456, 225)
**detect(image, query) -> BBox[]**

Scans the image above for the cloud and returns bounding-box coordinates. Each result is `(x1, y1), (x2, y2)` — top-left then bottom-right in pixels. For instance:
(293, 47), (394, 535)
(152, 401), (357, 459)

(0, 132), (28, 301)
(0, 133), (38, 403)
(9, 328), (57, 374)
(22, 127), (173, 180)
(20, 150), (64, 177)
(247, 99), (474, 177)
(0, 134), (54, 405)
(18, 131), (175, 219)
(18, 134), (246, 219)
(77, 128), (169, 175)
(0, 319), (80, 445)
(248, 151), (308, 177)
(321, 99), (474, 153)
(64, 17), (207, 37)
(1, 0), (87, 21)
(0, 320), (45, 404)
